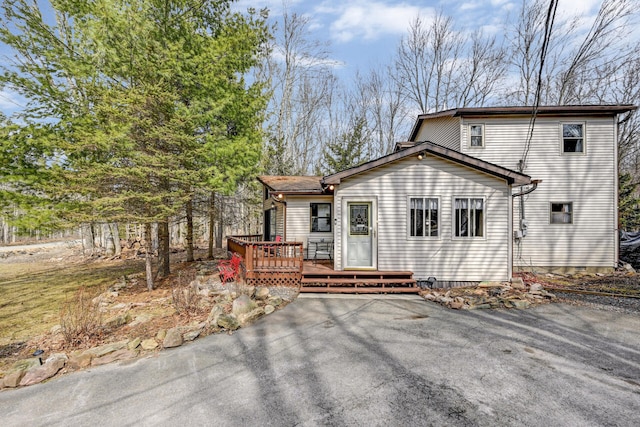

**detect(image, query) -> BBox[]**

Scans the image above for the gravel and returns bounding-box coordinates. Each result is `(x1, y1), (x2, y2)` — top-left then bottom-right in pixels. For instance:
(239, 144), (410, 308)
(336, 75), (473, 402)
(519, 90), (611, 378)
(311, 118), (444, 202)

(555, 291), (640, 314)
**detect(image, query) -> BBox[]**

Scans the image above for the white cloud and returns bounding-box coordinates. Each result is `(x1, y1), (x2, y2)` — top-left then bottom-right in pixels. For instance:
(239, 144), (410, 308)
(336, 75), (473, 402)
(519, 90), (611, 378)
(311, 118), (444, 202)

(0, 88), (25, 115)
(321, 1), (434, 43)
(271, 48), (345, 69)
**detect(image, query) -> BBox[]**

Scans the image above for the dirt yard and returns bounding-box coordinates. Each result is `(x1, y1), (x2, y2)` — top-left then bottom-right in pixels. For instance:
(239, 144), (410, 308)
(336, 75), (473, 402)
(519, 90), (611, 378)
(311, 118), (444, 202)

(0, 241), (231, 373)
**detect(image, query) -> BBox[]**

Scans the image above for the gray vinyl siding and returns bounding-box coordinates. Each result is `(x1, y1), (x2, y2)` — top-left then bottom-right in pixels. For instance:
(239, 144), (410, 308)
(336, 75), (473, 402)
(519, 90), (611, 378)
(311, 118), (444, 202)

(455, 116), (617, 268)
(334, 155), (511, 282)
(413, 116), (460, 149)
(285, 196), (333, 257)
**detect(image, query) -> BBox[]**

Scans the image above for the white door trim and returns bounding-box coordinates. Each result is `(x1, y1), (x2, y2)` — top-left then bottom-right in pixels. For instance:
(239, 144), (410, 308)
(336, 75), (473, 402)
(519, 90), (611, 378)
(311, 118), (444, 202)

(342, 197), (378, 270)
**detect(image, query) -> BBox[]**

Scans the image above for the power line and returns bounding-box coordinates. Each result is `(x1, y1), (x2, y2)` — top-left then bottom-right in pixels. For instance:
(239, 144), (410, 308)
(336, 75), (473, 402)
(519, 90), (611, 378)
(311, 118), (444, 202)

(520, 0), (559, 172)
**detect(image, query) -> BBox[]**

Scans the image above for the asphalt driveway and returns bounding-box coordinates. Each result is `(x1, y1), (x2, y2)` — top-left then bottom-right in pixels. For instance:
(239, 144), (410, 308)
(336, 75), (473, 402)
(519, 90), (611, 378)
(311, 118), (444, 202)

(1, 295), (639, 426)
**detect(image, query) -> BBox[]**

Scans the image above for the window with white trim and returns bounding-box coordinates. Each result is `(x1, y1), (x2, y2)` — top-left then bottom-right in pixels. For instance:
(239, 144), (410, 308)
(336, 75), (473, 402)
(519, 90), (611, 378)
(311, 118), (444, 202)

(550, 202), (573, 224)
(454, 198), (484, 237)
(562, 123), (584, 153)
(470, 124), (484, 147)
(409, 197), (439, 237)
(310, 203), (331, 232)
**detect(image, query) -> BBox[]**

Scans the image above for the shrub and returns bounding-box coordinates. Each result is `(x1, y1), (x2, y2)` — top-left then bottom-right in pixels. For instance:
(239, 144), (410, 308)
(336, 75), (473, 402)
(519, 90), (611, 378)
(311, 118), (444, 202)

(60, 286), (104, 347)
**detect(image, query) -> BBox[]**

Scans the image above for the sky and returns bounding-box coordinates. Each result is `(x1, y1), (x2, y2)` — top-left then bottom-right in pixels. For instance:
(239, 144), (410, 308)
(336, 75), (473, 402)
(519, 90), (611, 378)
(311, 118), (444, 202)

(0, 0), (626, 117)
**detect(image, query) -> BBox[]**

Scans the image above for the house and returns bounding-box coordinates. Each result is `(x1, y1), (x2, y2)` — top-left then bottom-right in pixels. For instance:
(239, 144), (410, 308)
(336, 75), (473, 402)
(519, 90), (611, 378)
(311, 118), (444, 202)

(258, 105), (637, 286)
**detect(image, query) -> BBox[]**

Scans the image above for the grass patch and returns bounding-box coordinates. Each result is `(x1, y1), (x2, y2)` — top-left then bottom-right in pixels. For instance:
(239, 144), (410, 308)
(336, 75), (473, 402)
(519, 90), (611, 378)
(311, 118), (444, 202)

(0, 259), (144, 346)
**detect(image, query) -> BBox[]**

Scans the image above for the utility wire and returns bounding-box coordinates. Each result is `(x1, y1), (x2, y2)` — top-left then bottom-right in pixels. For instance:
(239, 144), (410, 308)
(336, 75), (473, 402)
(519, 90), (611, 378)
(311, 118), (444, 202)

(520, 0), (559, 172)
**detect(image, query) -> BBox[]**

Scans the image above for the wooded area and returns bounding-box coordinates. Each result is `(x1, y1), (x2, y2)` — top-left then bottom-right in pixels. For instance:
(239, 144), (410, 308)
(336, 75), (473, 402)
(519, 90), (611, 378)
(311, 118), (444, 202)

(1, 0), (640, 286)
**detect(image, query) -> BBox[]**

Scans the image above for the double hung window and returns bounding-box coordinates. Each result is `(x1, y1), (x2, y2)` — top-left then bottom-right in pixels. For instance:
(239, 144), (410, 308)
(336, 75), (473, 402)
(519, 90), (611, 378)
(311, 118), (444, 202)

(562, 123), (584, 153)
(454, 198), (484, 237)
(470, 124), (484, 147)
(409, 197), (439, 237)
(310, 203), (331, 232)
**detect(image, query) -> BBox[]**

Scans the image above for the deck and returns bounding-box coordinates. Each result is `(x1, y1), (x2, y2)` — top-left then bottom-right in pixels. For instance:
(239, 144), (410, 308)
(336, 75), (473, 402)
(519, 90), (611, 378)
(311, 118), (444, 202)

(227, 235), (419, 294)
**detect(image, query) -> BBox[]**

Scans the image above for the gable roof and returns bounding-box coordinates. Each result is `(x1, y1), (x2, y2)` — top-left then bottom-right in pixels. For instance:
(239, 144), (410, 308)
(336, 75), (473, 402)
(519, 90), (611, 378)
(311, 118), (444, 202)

(322, 141), (531, 186)
(258, 175), (324, 195)
(409, 104), (637, 141)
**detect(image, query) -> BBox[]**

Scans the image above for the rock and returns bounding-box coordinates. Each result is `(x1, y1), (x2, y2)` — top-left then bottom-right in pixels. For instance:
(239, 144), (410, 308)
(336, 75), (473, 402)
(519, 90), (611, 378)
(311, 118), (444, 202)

(511, 279), (526, 290)
(268, 296), (283, 307)
(10, 358), (41, 373)
(20, 356), (66, 386)
(92, 349), (137, 366)
(141, 339), (159, 350)
(449, 299), (464, 309)
(207, 304), (224, 325)
(50, 324), (62, 335)
(104, 313), (131, 328)
(508, 299), (531, 309)
(183, 327), (203, 341)
(232, 294), (256, 316)
(255, 287), (270, 300)
(85, 341), (128, 358)
(45, 353), (68, 365)
(156, 329), (167, 341)
(163, 328), (184, 348)
(529, 283), (543, 292)
(2, 369), (26, 388)
(478, 281), (503, 288)
(128, 313), (153, 328)
(68, 350), (93, 369)
(264, 304), (275, 315)
(468, 303), (492, 310)
(109, 302), (130, 310)
(128, 337), (141, 350)
(238, 307), (265, 326)
(217, 314), (240, 331)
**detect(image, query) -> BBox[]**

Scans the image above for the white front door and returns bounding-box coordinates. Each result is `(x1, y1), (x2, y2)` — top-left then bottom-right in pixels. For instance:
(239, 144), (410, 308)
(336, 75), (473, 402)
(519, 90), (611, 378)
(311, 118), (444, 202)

(345, 200), (376, 269)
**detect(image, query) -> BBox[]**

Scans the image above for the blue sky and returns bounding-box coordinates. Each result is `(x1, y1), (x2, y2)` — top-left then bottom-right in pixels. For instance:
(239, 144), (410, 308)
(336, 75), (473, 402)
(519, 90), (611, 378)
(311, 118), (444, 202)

(0, 0), (627, 116)
(236, 0), (612, 77)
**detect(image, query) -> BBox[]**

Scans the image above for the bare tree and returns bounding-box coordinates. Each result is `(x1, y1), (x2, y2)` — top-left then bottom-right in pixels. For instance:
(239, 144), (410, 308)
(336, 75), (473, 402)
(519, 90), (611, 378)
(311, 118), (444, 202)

(394, 11), (505, 112)
(262, 9), (338, 175)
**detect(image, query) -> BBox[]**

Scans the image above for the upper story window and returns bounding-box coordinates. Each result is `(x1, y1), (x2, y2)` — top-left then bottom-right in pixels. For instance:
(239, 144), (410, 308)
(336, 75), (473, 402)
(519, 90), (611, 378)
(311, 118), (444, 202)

(562, 123), (585, 153)
(454, 197), (484, 238)
(311, 203), (331, 232)
(550, 202), (573, 224)
(409, 197), (439, 238)
(469, 124), (484, 148)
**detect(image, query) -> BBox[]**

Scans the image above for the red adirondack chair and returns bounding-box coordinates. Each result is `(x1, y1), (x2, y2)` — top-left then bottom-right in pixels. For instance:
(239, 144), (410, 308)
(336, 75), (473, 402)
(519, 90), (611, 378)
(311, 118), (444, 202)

(218, 252), (243, 283)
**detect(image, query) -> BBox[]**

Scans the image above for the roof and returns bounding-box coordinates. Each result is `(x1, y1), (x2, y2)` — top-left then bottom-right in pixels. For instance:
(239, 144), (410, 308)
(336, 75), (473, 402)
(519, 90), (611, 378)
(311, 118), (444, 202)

(257, 176), (325, 194)
(409, 104), (637, 141)
(322, 141), (531, 186)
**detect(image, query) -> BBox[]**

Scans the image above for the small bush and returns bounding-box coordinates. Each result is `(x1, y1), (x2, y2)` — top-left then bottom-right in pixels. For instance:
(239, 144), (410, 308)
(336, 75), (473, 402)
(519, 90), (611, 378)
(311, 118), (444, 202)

(60, 287), (104, 347)
(171, 273), (201, 317)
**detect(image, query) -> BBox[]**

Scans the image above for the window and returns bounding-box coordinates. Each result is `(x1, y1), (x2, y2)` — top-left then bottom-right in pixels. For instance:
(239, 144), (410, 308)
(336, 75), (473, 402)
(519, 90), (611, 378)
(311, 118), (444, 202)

(454, 198), (484, 237)
(470, 124), (484, 147)
(311, 203), (331, 232)
(562, 123), (584, 153)
(550, 202), (573, 224)
(409, 197), (439, 237)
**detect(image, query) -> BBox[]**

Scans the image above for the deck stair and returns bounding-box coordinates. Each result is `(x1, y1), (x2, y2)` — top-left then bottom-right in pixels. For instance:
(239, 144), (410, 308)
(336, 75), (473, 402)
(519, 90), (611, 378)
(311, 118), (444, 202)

(300, 269), (419, 294)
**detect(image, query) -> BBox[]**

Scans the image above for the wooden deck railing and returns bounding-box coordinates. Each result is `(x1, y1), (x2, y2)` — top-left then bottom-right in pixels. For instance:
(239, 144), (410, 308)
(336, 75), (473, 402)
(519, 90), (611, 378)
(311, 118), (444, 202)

(227, 235), (304, 287)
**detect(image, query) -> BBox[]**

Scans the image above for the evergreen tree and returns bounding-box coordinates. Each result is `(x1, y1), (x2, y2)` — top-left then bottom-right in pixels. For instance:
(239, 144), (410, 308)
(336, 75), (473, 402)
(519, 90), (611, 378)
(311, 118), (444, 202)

(619, 172), (640, 231)
(0, 1), (269, 288)
(321, 117), (367, 175)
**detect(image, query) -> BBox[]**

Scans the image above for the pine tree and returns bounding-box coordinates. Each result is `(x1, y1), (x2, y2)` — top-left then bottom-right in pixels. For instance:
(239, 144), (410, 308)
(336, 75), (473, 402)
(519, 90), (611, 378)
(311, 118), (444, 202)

(0, 1), (269, 288)
(321, 117), (367, 175)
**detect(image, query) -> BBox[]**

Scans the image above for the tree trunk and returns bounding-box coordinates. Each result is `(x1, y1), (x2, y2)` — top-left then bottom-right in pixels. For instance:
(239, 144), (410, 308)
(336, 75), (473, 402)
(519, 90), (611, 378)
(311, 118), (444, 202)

(144, 223), (154, 291)
(111, 223), (122, 256)
(208, 192), (215, 259)
(186, 198), (194, 262)
(157, 220), (170, 279)
(215, 198), (223, 249)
